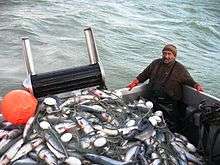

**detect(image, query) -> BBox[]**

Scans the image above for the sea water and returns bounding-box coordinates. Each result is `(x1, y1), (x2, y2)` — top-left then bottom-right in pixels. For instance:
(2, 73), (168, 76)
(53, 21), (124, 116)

(0, 0), (219, 97)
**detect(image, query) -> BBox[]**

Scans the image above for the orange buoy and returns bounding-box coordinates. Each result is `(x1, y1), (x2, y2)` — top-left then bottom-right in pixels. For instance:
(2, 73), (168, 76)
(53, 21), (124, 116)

(1, 89), (38, 125)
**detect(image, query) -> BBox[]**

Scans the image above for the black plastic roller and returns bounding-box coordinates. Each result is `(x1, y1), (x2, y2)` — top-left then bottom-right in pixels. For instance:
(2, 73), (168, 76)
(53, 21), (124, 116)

(31, 63), (105, 97)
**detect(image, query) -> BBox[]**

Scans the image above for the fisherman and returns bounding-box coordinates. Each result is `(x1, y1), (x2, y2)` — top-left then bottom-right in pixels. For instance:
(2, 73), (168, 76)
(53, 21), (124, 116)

(127, 44), (203, 131)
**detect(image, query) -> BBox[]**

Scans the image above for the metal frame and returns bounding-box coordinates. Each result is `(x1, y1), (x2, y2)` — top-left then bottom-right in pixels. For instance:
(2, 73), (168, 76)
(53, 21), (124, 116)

(84, 27), (106, 84)
(22, 27), (106, 96)
(22, 37), (35, 75)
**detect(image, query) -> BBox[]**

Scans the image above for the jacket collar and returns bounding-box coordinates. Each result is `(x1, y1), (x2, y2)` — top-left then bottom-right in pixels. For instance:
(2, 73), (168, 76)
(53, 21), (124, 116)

(160, 58), (176, 67)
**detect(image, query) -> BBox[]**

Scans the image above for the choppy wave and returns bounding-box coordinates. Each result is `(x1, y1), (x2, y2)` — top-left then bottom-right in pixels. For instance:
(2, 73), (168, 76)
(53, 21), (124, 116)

(0, 0), (219, 97)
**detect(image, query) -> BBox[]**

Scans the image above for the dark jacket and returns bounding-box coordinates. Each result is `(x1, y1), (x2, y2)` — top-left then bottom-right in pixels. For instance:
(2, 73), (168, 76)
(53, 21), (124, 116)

(136, 58), (197, 101)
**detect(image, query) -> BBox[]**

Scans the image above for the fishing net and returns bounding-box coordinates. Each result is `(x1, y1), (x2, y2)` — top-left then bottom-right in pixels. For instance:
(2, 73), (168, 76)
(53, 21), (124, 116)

(0, 88), (205, 164)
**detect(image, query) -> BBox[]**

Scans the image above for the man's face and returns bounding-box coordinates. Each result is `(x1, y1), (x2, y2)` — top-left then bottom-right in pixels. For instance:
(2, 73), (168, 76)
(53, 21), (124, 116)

(162, 50), (176, 64)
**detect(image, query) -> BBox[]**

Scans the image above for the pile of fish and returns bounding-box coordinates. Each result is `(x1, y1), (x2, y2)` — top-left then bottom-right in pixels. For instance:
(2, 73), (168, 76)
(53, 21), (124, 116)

(0, 88), (204, 165)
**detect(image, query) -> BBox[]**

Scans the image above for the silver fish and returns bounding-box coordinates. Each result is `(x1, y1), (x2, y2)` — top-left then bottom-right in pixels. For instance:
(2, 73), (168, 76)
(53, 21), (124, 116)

(171, 142), (203, 165)
(0, 137), (24, 164)
(54, 122), (77, 134)
(6, 129), (22, 139)
(0, 135), (22, 157)
(124, 145), (140, 162)
(93, 125), (118, 135)
(75, 116), (94, 134)
(85, 153), (136, 165)
(12, 157), (37, 165)
(43, 115), (68, 124)
(11, 138), (43, 162)
(46, 142), (66, 159)
(0, 130), (8, 139)
(135, 128), (156, 141)
(23, 116), (35, 140)
(44, 129), (67, 156)
(0, 138), (10, 150)
(150, 159), (162, 165)
(35, 145), (57, 165)
(60, 95), (97, 109)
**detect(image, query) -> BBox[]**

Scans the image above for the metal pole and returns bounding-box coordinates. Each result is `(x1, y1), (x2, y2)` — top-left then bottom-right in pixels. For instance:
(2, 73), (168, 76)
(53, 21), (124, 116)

(84, 27), (106, 89)
(22, 37), (35, 75)
(84, 27), (100, 64)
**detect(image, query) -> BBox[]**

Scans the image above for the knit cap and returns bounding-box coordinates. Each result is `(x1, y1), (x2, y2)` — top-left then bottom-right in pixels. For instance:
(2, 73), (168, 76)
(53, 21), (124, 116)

(162, 44), (177, 56)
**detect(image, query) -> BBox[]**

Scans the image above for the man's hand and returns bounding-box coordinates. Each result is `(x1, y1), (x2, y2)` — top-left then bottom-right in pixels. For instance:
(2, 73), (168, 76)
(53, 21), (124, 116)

(127, 79), (139, 91)
(194, 84), (204, 92)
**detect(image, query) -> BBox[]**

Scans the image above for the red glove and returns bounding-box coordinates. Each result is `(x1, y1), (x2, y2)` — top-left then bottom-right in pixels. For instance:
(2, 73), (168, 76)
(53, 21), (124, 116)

(194, 84), (204, 92)
(127, 79), (139, 91)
